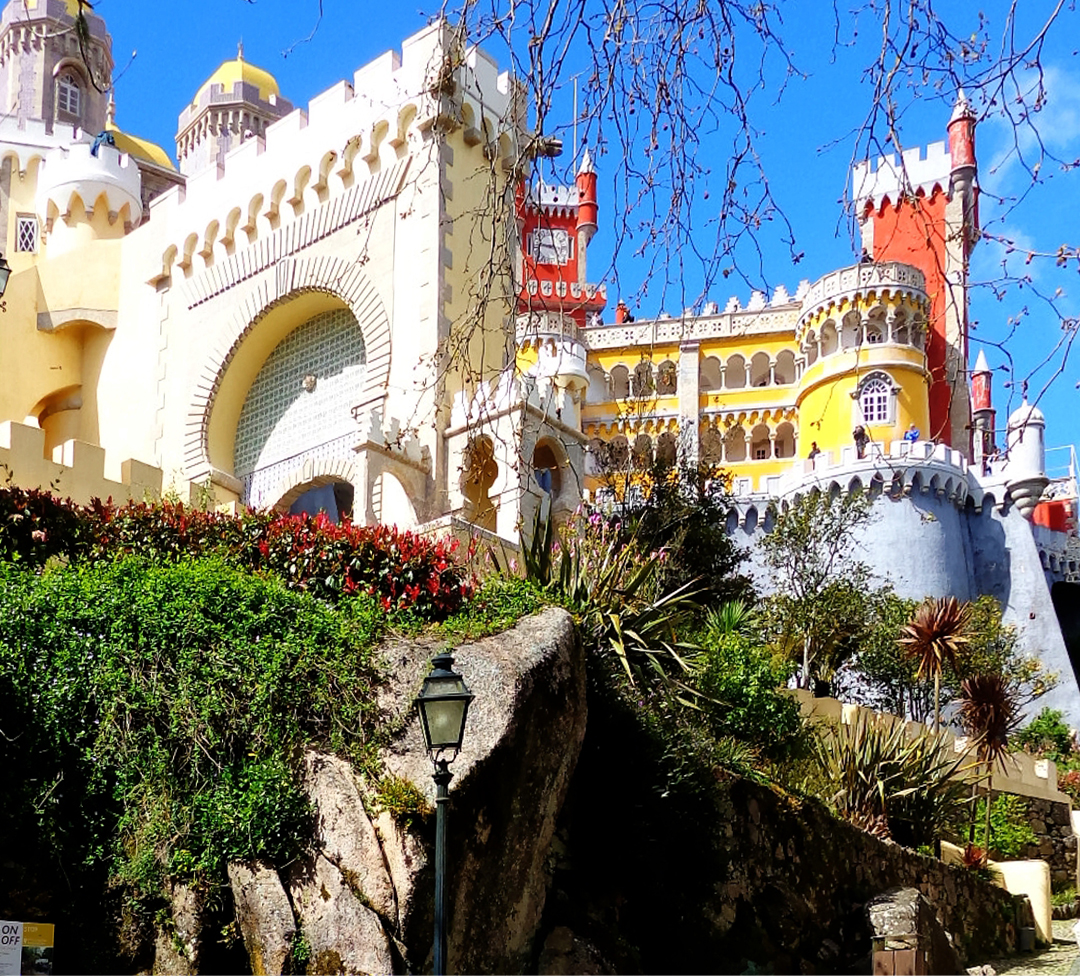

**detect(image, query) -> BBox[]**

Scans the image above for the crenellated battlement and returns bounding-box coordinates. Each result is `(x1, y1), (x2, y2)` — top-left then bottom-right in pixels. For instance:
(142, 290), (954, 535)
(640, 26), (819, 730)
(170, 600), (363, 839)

(852, 140), (952, 212)
(145, 21), (523, 288)
(36, 138), (141, 230)
(0, 421), (162, 505)
(717, 440), (991, 530)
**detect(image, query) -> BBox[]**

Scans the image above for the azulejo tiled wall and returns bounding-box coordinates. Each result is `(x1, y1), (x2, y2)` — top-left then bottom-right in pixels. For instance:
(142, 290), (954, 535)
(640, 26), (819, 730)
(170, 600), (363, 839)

(234, 307), (366, 504)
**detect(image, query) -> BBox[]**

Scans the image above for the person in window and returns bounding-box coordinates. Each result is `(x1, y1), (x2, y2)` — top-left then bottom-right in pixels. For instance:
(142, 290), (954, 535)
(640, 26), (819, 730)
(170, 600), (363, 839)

(808, 442), (821, 461)
(852, 425), (869, 459)
(904, 423), (920, 444)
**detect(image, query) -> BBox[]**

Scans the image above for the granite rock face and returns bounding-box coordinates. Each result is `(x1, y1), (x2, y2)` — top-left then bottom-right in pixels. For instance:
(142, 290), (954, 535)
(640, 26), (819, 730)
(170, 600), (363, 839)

(149, 606), (586, 975)
(151, 882), (202, 976)
(227, 861), (296, 976)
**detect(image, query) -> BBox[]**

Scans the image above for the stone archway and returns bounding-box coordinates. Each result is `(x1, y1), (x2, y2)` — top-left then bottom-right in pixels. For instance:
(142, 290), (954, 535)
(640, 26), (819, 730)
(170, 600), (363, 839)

(185, 256), (391, 487)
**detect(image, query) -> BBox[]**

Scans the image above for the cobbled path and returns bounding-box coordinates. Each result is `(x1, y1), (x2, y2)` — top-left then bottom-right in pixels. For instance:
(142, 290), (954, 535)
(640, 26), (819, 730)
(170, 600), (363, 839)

(984, 921), (1080, 975)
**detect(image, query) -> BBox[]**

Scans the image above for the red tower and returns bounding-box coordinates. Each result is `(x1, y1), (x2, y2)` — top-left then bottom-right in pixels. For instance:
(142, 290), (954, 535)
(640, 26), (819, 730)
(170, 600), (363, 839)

(970, 349), (995, 470)
(854, 91), (979, 453)
(517, 150), (606, 326)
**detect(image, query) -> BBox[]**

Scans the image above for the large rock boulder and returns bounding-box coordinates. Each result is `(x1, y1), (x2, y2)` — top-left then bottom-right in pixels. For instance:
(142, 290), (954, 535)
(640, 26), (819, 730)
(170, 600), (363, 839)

(382, 607), (588, 973)
(149, 606), (586, 975)
(228, 861), (297, 976)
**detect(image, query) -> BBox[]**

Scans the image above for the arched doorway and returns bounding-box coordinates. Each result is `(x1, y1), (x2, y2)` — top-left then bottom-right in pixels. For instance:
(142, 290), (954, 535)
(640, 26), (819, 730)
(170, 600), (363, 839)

(230, 303), (366, 507)
(289, 480), (355, 523)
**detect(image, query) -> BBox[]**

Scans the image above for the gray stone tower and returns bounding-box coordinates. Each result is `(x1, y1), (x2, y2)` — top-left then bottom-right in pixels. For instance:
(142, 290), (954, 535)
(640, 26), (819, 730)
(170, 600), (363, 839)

(0, 0), (112, 133)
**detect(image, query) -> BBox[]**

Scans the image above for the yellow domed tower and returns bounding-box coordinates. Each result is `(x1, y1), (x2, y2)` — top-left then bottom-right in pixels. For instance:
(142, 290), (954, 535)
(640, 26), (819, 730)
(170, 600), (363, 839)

(177, 44), (293, 176)
(795, 262), (932, 462)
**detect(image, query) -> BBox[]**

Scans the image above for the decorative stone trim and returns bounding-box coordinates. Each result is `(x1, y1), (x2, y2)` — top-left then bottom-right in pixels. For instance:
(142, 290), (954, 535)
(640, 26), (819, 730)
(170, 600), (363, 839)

(173, 156), (410, 301)
(583, 305), (801, 350)
(36, 307), (117, 331)
(183, 256), (391, 484)
(795, 261), (929, 342)
(270, 456), (357, 511)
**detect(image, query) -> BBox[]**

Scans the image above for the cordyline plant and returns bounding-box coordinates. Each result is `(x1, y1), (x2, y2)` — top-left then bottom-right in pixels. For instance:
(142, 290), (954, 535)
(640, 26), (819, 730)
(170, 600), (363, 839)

(899, 596), (972, 732)
(958, 673), (1023, 851)
(809, 716), (974, 848)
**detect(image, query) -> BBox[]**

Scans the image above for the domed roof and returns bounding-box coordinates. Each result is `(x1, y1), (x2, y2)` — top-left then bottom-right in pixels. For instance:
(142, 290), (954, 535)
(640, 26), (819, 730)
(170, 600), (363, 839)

(1008, 399), (1045, 428)
(16, 0), (89, 20)
(105, 98), (176, 171)
(196, 44), (280, 103)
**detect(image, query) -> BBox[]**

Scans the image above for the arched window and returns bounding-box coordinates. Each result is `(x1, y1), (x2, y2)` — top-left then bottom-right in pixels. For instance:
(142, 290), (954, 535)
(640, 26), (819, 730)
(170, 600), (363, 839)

(609, 365), (630, 399)
(699, 356), (722, 392)
(774, 350), (796, 385)
(57, 73), (81, 117)
(859, 374), (893, 424)
(632, 360), (654, 397)
(656, 360), (677, 395)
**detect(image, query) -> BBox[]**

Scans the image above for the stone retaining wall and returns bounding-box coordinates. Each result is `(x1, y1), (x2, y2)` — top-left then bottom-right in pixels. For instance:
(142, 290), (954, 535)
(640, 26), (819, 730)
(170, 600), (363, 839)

(546, 686), (1029, 973)
(1015, 796), (1079, 889)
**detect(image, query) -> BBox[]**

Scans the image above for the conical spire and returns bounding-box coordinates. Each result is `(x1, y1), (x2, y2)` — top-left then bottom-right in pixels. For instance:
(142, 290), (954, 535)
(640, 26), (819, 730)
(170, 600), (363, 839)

(577, 146), (595, 175)
(950, 88), (975, 123)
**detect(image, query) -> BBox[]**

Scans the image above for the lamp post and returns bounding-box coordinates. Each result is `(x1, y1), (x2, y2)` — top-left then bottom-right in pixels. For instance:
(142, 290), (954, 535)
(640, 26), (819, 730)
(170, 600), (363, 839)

(0, 253), (11, 313)
(414, 652), (474, 976)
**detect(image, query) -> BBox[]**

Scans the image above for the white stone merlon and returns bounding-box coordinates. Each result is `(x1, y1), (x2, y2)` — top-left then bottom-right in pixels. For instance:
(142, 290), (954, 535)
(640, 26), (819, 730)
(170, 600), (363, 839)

(36, 138), (142, 226)
(852, 141), (952, 211)
(524, 180), (579, 214)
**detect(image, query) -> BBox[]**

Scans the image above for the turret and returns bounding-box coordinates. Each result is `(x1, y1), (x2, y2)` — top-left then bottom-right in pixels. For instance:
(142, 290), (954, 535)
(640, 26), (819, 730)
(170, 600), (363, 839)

(948, 89), (979, 250)
(1002, 399), (1048, 520)
(0, 0), (113, 134)
(970, 349), (995, 470)
(35, 138), (142, 253)
(852, 90), (979, 453)
(575, 148), (598, 286)
(177, 44), (292, 176)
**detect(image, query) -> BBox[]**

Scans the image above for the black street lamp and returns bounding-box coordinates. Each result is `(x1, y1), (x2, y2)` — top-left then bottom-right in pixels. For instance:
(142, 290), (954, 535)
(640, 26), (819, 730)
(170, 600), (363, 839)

(414, 652), (475, 976)
(0, 253), (11, 312)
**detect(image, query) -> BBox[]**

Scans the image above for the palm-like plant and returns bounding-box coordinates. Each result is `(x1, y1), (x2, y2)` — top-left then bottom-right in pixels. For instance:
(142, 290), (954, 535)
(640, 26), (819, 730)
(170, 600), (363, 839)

(898, 596), (972, 731)
(958, 673), (1022, 850)
(809, 717), (973, 847)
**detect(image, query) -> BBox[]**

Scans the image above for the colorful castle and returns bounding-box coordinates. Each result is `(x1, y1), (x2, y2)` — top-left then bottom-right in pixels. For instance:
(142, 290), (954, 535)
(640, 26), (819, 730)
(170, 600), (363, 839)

(0, 6), (1077, 717)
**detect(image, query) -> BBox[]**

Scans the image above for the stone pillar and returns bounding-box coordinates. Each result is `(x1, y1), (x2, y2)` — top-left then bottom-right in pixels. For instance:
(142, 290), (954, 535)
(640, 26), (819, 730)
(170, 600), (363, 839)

(678, 341), (700, 466)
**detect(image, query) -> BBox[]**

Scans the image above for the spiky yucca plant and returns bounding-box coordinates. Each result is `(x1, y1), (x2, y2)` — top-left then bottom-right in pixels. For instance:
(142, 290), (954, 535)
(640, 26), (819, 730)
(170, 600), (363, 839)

(899, 596), (972, 731)
(958, 673), (1022, 849)
(809, 717), (973, 847)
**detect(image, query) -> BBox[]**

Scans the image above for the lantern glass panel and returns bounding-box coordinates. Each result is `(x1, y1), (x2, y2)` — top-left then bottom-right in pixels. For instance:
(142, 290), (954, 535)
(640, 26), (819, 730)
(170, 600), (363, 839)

(0, 262), (11, 296)
(423, 697), (468, 750)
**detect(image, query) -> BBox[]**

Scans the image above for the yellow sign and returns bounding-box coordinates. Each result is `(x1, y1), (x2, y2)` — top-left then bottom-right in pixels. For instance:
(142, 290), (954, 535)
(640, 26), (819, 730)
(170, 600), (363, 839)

(20, 924), (53, 949)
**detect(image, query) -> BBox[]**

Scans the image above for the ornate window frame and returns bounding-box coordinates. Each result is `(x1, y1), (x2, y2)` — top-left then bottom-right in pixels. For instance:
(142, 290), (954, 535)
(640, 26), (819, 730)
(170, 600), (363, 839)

(853, 370), (899, 425)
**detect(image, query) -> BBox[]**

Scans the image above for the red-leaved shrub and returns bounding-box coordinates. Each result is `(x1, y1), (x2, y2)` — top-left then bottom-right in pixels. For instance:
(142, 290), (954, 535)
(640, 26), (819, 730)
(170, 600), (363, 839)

(1, 488), (472, 619)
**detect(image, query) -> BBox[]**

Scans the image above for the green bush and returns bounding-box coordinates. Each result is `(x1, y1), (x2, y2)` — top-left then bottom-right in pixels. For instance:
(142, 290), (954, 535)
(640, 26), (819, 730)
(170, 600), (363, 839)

(972, 794), (1038, 860)
(1016, 708), (1078, 762)
(0, 556), (386, 901)
(692, 629), (802, 759)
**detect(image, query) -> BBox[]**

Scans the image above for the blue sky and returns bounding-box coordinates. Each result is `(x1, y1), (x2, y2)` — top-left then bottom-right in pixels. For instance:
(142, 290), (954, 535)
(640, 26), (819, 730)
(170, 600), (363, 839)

(94, 0), (1080, 471)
